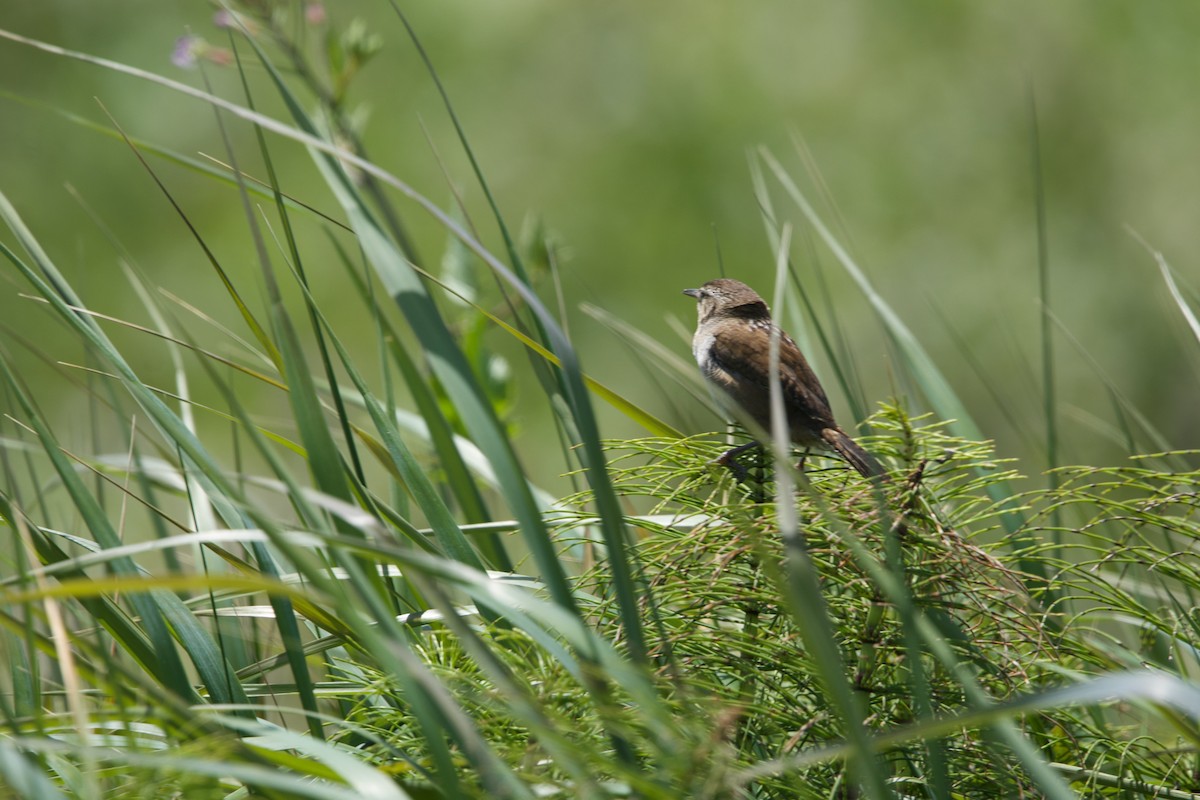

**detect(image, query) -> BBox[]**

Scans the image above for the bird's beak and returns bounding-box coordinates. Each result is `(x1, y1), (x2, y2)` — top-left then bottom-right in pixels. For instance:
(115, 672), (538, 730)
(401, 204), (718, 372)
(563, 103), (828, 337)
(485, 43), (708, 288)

(682, 288), (702, 299)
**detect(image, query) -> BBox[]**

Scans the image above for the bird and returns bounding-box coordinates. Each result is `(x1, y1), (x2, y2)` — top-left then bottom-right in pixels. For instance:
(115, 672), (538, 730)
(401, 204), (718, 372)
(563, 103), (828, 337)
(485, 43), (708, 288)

(683, 278), (885, 481)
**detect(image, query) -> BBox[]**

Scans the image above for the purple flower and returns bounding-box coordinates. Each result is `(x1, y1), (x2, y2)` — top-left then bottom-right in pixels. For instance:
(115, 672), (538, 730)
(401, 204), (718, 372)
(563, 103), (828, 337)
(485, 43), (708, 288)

(170, 35), (198, 69)
(212, 10), (235, 29)
(305, 3), (327, 25)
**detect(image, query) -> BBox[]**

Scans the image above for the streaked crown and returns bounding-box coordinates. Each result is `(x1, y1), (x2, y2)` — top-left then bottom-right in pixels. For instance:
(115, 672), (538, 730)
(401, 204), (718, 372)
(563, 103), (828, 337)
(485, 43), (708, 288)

(682, 278), (771, 323)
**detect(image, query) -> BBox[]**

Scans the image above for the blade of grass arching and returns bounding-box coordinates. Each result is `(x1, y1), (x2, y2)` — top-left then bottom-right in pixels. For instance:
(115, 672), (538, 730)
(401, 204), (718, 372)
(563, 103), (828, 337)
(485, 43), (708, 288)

(10, 26), (640, 666)
(96, 102), (281, 371)
(0, 88), (341, 228)
(67, 183), (226, 541)
(114, 99), (373, 726)
(764, 230), (895, 798)
(306, 151), (651, 766)
(289, 268), (487, 571)
(0, 199), (277, 713)
(0, 359), (198, 706)
(333, 237), (511, 569)
(390, 1), (561, 389)
(230, 46), (367, 492)
(1144, 236), (1200, 347)
(391, 10), (651, 612)
(760, 146), (982, 443)
(738, 669), (1200, 790)
(236, 32), (581, 621)
(340, 236), (682, 438)
(0, 494), (156, 705)
(185, 337), (365, 741)
(0, 742), (69, 800)
(758, 148), (1048, 583)
(193, 59), (357, 545)
(0, 27), (512, 277)
(230, 24), (424, 267)
(748, 154), (870, 425)
(321, 176), (583, 607)
(5, 21), (669, 451)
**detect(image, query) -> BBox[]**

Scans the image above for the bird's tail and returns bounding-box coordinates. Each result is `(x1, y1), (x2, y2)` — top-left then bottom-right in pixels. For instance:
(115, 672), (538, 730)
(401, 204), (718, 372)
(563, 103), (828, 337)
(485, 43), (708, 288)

(821, 428), (887, 481)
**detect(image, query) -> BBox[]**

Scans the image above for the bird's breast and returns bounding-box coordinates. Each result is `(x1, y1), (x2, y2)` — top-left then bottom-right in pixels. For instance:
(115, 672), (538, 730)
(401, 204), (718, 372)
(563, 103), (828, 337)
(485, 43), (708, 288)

(692, 329), (717, 374)
(692, 327), (750, 407)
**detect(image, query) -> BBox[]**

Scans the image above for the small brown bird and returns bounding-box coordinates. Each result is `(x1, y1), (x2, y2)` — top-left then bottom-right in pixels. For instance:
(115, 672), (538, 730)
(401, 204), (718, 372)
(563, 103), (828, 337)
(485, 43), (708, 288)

(683, 278), (885, 480)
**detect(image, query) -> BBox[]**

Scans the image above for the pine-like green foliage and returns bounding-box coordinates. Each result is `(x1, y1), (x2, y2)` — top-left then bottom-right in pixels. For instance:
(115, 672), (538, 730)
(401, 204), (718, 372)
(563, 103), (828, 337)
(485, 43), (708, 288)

(311, 410), (1200, 798)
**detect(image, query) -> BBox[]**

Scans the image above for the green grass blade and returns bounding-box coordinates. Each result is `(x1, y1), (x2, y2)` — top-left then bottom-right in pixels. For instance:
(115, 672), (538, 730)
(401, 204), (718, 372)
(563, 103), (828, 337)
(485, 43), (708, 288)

(758, 148), (1049, 588)
(0, 358), (198, 705)
(765, 229), (896, 797)
(226, 31), (579, 616)
(1146, 238), (1200, 348)
(0, 88), (342, 229)
(749, 150), (871, 426)
(759, 147), (982, 442)
(333, 238), (511, 568)
(0, 742), (70, 800)
(291, 273), (487, 570)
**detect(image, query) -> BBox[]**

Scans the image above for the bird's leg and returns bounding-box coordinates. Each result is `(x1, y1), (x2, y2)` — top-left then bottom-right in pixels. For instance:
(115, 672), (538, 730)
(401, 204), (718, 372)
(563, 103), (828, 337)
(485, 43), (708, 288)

(713, 440), (761, 482)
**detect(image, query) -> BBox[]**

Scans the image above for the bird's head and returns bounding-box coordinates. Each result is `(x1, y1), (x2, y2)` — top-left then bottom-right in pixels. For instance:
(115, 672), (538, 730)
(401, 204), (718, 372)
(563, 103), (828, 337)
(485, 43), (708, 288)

(682, 279), (771, 323)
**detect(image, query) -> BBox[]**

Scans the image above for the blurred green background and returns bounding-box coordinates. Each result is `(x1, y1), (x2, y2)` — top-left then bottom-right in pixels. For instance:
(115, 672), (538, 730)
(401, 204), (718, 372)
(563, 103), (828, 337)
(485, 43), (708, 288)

(3, 1), (1199, 483)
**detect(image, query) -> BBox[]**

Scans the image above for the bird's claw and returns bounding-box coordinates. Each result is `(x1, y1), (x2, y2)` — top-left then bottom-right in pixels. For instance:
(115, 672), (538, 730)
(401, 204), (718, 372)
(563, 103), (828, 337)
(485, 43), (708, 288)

(711, 441), (760, 482)
(712, 451), (750, 482)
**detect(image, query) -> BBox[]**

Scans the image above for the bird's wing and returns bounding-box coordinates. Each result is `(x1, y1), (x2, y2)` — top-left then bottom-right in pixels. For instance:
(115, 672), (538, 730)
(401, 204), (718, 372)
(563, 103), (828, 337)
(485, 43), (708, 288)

(708, 322), (837, 428)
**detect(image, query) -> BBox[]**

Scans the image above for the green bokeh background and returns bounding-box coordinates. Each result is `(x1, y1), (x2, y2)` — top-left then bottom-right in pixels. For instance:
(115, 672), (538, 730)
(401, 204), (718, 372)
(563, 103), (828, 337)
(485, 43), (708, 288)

(3, 1), (1199, 483)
